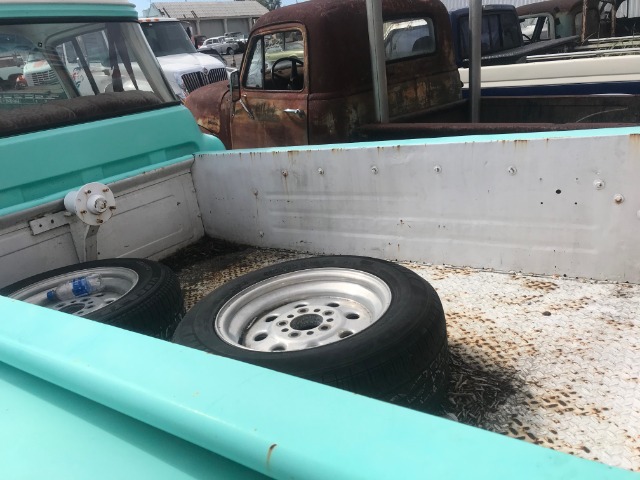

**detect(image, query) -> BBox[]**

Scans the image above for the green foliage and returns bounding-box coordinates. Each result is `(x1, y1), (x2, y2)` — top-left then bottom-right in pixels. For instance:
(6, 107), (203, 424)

(257, 0), (282, 11)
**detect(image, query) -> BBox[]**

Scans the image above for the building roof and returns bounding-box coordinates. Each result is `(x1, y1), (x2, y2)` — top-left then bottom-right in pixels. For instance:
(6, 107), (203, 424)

(151, 1), (268, 19)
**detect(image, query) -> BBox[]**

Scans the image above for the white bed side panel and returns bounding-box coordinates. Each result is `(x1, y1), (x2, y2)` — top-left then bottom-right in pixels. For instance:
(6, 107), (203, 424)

(0, 163), (203, 288)
(193, 134), (640, 282)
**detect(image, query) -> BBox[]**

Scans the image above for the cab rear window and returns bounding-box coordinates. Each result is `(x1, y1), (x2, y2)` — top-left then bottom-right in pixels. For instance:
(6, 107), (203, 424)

(384, 18), (436, 61)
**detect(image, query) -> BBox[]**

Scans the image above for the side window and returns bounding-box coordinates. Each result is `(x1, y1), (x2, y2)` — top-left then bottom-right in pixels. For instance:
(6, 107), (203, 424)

(384, 18), (436, 61)
(480, 15), (500, 54)
(520, 15), (552, 42)
(460, 14), (513, 55)
(243, 29), (304, 91)
(500, 13), (521, 49)
(539, 17), (551, 39)
(56, 32), (111, 96)
(245, 37), (264, 89)
(1, 21), (177, 137)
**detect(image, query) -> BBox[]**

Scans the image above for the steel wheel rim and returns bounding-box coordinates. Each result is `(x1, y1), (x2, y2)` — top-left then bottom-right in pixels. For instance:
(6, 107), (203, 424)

(216, 267), (392, 352)
(9, 267), (139, 316)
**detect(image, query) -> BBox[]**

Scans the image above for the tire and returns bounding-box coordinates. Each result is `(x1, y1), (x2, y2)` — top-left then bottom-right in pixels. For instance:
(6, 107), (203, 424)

(226, 47), (234, 55)
(172, 256), (449, 412)
(0, 258), (184, 340)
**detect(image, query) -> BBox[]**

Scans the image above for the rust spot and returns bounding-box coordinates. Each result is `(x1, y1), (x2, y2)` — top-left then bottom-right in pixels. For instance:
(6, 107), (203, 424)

(266, 443), (277, 467)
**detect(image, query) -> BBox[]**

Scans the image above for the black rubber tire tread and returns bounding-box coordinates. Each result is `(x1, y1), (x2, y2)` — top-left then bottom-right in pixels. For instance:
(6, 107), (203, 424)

(172, 256), (448, 412)
(0, 258), (184, 340)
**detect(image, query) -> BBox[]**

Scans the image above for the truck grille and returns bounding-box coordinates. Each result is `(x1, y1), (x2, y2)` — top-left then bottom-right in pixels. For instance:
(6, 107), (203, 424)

(181, 72), (207, 94)
(181, 68), (228, 94)
(207, 68), (227, 83)
(26, 69), (57, 86)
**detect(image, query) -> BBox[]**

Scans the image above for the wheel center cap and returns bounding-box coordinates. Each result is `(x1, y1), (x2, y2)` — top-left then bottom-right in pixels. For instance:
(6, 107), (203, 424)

(290, 314), (323, 330)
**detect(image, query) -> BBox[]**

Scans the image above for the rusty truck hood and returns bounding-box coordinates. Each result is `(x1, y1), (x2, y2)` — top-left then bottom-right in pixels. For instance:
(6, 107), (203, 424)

(184, 81), (232, 148)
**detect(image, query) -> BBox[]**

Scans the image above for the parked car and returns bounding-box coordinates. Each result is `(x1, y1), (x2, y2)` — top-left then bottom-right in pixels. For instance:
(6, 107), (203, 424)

(198, 35), (239, 55)
(224, 31), (248, 53)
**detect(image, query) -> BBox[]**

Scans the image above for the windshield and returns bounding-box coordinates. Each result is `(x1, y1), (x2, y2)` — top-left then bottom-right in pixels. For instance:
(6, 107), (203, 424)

(140, 21), (197, 57)
(0, 20), (176, 137)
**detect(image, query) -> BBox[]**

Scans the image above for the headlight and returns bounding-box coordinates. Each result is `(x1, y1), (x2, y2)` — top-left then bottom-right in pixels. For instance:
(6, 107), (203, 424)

(175, 74), (188, 99)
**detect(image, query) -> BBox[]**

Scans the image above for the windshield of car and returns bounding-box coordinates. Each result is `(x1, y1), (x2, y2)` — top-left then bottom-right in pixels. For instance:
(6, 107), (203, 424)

(0, 20), (176, 137)
(140, 21), (197, 56)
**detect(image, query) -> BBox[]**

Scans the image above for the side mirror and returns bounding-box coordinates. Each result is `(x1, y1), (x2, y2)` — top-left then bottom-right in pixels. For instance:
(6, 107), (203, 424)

(230, 69), (240, 102)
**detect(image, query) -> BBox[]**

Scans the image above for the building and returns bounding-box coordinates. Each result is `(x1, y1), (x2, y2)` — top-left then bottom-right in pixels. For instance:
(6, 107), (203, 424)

(145, 1), (269, 38)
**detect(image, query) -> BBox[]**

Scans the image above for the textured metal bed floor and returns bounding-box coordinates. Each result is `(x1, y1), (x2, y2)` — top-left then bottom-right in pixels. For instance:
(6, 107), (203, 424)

(163, 239), (640, 473)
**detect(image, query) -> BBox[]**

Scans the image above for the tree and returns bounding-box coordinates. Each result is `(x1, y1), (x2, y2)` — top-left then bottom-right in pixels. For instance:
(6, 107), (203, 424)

(257, 0), (281, 11)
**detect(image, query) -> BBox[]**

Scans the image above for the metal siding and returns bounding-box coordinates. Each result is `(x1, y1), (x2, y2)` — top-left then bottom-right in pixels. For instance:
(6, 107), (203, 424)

(226, 18), (248, 33)
(200, 19), (224, 37)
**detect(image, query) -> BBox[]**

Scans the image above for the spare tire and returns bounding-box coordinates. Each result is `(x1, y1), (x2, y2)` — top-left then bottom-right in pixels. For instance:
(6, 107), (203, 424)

(172, 256), (449, 412)
(0, 258), (184, 340)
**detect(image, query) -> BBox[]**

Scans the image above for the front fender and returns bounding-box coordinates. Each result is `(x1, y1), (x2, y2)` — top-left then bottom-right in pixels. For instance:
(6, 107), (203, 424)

(184, 81), (232, 149)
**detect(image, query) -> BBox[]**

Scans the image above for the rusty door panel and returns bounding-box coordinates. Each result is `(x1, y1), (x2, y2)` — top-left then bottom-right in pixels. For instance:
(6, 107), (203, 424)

(231, 91), (308, 149)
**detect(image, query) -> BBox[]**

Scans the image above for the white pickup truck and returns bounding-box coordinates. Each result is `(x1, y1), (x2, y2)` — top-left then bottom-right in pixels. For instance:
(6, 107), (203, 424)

(139, 18), (227, 99)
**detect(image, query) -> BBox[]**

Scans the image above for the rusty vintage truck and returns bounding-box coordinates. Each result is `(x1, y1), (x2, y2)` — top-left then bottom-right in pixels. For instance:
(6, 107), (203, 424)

(185, 0), (640, 149)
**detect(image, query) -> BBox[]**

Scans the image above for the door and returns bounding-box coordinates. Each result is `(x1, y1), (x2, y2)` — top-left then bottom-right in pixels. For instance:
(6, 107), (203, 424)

(231, 27), (308, 149)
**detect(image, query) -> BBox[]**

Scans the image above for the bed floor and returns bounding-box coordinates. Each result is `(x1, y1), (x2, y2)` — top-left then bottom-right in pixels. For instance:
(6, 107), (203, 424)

(162, 238), (640, 472)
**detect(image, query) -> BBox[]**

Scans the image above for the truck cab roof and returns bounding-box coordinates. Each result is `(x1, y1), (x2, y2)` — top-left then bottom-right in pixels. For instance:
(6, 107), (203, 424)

(250, 0), (456, 95)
